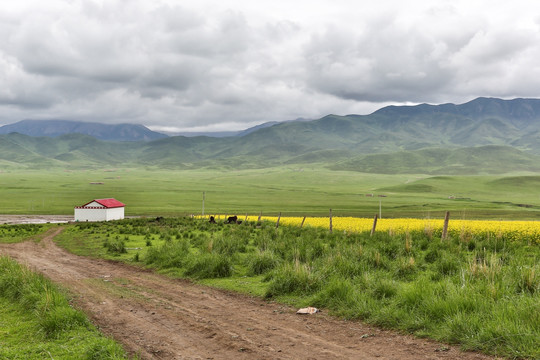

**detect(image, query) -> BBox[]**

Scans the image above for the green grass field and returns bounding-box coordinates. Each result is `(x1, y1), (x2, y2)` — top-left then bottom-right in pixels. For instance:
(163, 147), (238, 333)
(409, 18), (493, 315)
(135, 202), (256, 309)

(1, 168), (540, 219)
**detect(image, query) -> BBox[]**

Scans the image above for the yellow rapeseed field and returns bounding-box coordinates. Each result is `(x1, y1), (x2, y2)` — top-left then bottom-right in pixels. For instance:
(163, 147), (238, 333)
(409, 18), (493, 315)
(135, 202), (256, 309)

(206, 215), (540, 244)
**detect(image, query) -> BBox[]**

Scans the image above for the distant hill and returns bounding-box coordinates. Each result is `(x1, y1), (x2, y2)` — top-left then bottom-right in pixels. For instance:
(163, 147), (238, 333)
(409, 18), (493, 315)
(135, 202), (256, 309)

(3, 98), (540, 173)
(223, 97), (540, 157)
(0, 120), (168, 141)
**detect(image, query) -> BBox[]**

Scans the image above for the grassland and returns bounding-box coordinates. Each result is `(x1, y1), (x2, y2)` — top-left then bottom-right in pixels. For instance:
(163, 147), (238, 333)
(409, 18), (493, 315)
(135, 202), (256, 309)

(0, 223), (50, 243)
(54, 217), (539, 359)
(0, 255), (130, 359)
(1, 168), (540, 219)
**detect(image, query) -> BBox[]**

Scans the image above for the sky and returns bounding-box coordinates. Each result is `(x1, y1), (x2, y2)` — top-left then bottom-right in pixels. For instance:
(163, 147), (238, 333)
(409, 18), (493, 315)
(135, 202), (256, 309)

(1, 0), (540, 132)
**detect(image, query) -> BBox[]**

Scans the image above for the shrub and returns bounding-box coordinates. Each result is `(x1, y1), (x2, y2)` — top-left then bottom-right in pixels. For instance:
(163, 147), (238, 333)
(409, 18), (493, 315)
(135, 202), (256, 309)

(103, 239), (126, 254)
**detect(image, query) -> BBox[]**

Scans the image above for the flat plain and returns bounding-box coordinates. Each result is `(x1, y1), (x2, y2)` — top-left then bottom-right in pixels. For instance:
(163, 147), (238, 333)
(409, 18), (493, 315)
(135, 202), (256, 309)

(1, 167), (540, 219)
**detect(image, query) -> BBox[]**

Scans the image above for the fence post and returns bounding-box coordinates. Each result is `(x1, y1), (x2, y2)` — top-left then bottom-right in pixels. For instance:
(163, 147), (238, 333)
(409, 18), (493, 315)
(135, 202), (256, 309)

(300, 216), (306, 228)
(276, 212), (281, 229)
(370, 214), (378, 237)
(441, 211), (450, 241)
(329, 209), (333, 233)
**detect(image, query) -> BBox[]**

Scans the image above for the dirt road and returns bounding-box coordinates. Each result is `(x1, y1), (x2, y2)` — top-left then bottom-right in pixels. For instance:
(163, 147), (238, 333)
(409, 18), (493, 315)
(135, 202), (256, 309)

(0, 227), (497, 360)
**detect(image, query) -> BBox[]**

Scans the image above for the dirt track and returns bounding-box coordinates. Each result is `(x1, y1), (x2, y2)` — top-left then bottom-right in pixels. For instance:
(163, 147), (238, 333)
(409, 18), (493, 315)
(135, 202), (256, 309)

(0, 227), (498, 360)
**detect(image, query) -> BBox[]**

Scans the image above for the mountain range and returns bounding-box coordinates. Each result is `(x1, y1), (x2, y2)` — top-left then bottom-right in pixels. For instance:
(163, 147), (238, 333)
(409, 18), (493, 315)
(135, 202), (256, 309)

(0, 119), (167, 141)
(2, 97), (540, 174)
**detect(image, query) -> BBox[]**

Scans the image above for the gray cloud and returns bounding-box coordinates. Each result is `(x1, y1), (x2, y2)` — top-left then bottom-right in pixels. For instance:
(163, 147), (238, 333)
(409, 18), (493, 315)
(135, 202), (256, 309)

(1, 0), (540, 130)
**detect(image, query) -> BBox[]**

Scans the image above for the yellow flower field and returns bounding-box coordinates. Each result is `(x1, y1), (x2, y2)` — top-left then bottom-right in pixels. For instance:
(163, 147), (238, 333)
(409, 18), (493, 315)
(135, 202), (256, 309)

(206, 215), (540, 244)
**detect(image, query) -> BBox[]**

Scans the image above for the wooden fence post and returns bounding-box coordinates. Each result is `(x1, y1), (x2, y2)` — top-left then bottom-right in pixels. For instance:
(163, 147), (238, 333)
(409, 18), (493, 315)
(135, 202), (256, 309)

(300, 216), (306, 228)
(257, 211), (262, 222)
(329, 209), (333, 233)
(441, 211), (450, 241)
(276, 212), (281, 229)
(370, 214), (378, 237)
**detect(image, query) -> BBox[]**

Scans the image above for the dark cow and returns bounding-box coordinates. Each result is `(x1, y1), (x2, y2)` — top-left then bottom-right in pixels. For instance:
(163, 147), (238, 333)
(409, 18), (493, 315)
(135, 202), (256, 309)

(225, 215), (238, 224)
(209, 216), (216, 223)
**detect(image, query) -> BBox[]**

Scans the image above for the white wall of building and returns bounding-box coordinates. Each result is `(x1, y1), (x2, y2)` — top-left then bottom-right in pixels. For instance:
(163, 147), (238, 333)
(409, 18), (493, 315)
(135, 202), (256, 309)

(105, 207), (124, 221)
(74, 207), (124, 222)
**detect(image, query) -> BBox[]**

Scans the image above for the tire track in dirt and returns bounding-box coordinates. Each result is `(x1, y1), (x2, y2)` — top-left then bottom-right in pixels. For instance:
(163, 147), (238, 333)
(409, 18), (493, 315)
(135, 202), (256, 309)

(0, 227), (499, 360)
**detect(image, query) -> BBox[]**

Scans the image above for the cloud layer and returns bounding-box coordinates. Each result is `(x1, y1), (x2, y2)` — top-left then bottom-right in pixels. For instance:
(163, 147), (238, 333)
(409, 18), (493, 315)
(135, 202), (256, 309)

(1, 0), (540, 131)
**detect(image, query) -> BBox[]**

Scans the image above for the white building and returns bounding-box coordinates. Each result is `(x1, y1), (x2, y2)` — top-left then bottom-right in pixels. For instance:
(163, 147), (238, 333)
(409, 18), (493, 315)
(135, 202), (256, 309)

(74, 198), (125, 222)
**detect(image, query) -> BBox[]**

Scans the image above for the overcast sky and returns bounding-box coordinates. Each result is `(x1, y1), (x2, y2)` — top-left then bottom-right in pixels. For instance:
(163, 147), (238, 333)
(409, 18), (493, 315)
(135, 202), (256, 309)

(1, 0), (540, 132)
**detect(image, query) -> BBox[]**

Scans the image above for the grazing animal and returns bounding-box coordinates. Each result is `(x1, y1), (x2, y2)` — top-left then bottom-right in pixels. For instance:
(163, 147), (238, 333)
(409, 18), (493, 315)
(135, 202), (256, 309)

(209, 216), (216, 223)
(225, 215), (238, 224)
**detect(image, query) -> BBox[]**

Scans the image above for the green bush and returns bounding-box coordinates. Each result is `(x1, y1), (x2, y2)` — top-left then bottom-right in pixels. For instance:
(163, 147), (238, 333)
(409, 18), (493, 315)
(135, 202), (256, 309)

(103, 239), (127, 254)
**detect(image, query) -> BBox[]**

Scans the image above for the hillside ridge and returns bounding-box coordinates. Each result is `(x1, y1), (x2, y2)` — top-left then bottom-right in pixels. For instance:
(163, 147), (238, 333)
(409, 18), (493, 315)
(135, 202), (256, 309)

(0, 119), (168, 142)
(2, 97), (540, 173)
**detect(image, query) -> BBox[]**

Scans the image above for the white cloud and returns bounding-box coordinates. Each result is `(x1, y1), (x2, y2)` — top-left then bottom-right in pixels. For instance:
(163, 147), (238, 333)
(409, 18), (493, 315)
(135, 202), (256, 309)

(1, 0), (540, 130)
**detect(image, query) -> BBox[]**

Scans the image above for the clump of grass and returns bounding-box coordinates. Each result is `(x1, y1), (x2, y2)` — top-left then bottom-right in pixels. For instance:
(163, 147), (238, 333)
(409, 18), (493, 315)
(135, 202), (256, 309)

(370, 278), (398, 300)
(103, 239), (127, 255)
(145, 239), (190, 268)
(85, 338), (129, 360)
(39, 305), (89, 338)
(517, 266), (538, 294)
(265, 262), (322, 298)
(184, 253), (232, 279)
(313, 277), (357, 310)
(210, 233), (247, 255)
(395, 256), (416, 280)
(246, 250), (280, 275)
(435, 253), (460, 276)
(0, 257), (89, 338)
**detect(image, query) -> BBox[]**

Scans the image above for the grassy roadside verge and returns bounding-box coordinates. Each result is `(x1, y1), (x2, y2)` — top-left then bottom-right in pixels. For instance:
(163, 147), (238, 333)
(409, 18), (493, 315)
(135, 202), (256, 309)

(0, 224), (51, 243)
(55, 217), (540, 359)
(0, 256), (132, 359)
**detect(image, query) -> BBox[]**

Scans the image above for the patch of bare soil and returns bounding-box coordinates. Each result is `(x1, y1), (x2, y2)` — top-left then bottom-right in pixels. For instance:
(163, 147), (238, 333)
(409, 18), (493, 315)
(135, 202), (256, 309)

(0, 228), (499, 360)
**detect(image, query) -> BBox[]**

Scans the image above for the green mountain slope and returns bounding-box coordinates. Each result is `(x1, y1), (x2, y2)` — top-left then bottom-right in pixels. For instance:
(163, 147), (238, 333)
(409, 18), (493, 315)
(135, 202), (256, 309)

(3, 97), (540, 173)
(0, 119), (167, 141)
(330, 145), (540, 174)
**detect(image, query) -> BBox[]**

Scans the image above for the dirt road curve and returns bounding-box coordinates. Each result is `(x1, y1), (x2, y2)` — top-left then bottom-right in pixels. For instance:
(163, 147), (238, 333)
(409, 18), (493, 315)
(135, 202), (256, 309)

(0, 228), (497, 360)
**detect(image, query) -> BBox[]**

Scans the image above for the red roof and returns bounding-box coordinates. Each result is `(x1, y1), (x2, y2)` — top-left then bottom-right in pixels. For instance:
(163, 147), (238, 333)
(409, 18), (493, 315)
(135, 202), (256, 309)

(80, 198), (125, 208)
